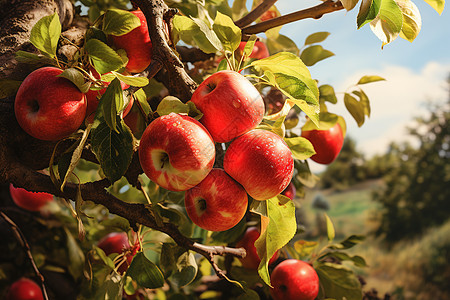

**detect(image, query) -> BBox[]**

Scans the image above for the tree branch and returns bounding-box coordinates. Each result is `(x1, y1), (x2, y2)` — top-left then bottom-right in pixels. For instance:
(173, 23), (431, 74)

(241, 0), (344, 35)
(235, 0), (278, 29)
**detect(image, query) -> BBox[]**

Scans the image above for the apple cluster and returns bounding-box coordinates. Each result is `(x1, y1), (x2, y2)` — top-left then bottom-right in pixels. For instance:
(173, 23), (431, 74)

(139, 70), (294, 231)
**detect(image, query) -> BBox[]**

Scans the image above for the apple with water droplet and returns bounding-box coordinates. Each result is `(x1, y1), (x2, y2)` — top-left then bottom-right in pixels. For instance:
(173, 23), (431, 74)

(223, 129), (294, 200)
(185, 168), (248, 231)
(139, 113), (215, 191)
(191, 70), (265, 143)
(270, 259), (319, 300)
(14, 67), (87, 141)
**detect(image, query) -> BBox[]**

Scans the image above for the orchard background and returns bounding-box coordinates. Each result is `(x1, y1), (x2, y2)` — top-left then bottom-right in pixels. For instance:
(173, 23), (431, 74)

(0, 0), (448, 299)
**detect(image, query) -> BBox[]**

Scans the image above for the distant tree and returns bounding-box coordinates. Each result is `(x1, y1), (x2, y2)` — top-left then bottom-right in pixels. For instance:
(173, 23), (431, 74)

(374, 79), (450, 242)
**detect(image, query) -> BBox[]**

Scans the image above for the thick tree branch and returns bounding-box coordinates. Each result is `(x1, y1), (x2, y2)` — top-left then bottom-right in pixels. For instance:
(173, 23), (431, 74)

(241, 0), (344, 35)
(235, 0), (278, 28)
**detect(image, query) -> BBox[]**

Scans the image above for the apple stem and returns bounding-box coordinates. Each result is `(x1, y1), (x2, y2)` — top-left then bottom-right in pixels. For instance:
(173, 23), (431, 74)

(197, 198), (207, 211)
(206, 83), (216, 93)
(28, 100), (39, 113)
(160, 153), (169, 169)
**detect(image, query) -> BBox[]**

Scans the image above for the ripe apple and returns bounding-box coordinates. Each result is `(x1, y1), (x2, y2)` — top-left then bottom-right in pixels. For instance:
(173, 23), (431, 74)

(185, 169), (248, 232)
(9, 184), (54, 212)
(270, 259), (319, 300)
(97, 232), (140, 274)
(281, 182), (296, 200)
(301, 123), (344, 165)
(236, 227), (279, 269)
(14, 67), (87, 141)
(6, 277), (44, 300)
(139, 113), (215, 191)
(111, 10), (152, 73)
(238, 40), (269, 59)
(223, 129), (294, 200)
(190, 70), (265, 143)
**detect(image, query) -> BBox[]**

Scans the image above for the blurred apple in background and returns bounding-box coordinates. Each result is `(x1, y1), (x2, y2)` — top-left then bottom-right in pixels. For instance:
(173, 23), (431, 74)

(6, 277), (44, 300)
(9, 184), (53, 212)
(236, 227), (279, 269)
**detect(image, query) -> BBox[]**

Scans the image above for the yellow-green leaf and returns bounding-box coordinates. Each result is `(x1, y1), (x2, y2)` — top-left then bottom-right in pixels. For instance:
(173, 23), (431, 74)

(397, 0), (422, 42)
(423, 0), (445, 14)
(30, 12), (61, 58)
(369, 0), (403, 47)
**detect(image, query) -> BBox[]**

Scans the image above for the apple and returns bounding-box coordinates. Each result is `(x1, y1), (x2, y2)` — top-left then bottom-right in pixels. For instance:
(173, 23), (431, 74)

(14, 67), (87, 141)
(6, 278), (44, 300)
(97, 232), (140, 274)
(238, 40), (269, 59)
(301, 123), (344, 165)
(281, 182), (296, 200)
(236, 227), (279, 269)
(111, 10), (152, 73)
(139, 113), (215, 191)
(184, 169), (248, 232)
(223, 129), (294, 200)
(270, 259), (319, 300)
(260, 9), (278, 22)
(9, 183), (54, 212)
(190, 70), (265, 143)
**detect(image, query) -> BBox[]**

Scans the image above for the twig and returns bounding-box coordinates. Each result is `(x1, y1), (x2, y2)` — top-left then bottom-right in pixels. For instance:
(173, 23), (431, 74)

(235, 0), (278, 28)
(241, 0), (344, 35)
(0, 211), (50, 300)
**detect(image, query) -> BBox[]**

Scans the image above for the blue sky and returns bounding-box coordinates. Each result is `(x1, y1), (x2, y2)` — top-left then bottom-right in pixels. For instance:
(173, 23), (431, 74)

(271, 0), (449, 171)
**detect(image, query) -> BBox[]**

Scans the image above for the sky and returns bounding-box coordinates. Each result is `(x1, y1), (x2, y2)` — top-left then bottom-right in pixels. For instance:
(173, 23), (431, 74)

(271, 0), (450, 172)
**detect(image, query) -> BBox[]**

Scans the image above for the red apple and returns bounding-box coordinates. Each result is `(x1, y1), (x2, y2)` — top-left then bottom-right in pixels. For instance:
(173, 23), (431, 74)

(190, 70), (265, 143)
(238, 40), (269, 59)
(111, 10), (152, 73)
(97, 232), (140, 274)
(139, 113), (215, 191)
(260, 9), (278, 22)
(6, 278), (44, 300)
(185, 169), (248, 232)
(9, 184), (53, 212)
(14, 67), (87, 141)
(301, 123), (344, 165)
(281, 182), (296, 200)
(270, 259), (319, 300)
(236, 227), (279, 269)
(223, 129), (294, 200)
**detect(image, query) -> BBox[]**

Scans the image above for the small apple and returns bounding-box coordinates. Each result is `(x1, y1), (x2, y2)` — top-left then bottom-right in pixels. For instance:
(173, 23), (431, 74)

(190, 70), (265, 143)
(301, 123), (344, 165)
(223, 129), (294, 200)
(9, 184), (54, 212)
(236, 227), (279, 269)
(14, 67), (87, 141)
(139, 113), (215, 191)
(97, 232), (140, 274)
(6, 278), (44, 300)
(281, 182), (296, 200)
(270, 259), (319, 300)
(185, 169), (248, 232)
(111, 10), (152, 73)
(238, 40), (269, 59)
(260, 9), (278, 22)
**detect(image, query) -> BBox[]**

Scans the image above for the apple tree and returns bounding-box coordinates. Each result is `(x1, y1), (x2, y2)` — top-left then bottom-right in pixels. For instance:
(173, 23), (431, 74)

(0, 0), (443, 299)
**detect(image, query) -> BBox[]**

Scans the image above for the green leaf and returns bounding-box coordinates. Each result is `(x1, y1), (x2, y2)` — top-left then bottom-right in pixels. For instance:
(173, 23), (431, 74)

(104, 71), (149, 87)
(321, 252), (367, 268)
(30, 12), (61, 57)
(241, 35), (257, 58)
(357, 0), (382, 28)
(397, 0), (422, 42)
(94, 271), (124, 300)
(328, 235), (366, 250)
(300, 45), (334, 66)
(93, 246), (116, 270)
(257, 116), (286, 137)
(213, 12), (241, 53)
(315, 262), (363, 300)
(85, 39), (125, 75)
(319, 84), (337, 104)
(284, 136), (316, 160)
(232, 0), (249, 20)
(324, 213), (335, 241)
(423, 0), (445, 14)
(14, 51), (57, 66)
(0, 79), (22, 98)
(102, 9), (141, 36)
(64, 227), (85, 280)
(344, 93), (365, 127)
(57, 68), (90, 93)
(173, 15), (220, 54)
(304, 32), (331, 45)
(97, 78), (124, 132)
(293, 240), (318, 258)
(171, 251), (198, 288)
(340, 0), (360, 10)
(357, 75), (386, 84)
(352, 89), (371, 117)
(255, 197), (296, 286)
(369, 0), (403, 47)
(301, 112), (339, 131)
(126, 252), (165, 289)
(133, 88), (152, 116)
(156, 96), (189, 116)
(210, 218), (247, 244)
(266, 34), (300, 56)
(191, 17), (224, 53)
(91, 117), (134, 183)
